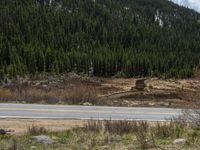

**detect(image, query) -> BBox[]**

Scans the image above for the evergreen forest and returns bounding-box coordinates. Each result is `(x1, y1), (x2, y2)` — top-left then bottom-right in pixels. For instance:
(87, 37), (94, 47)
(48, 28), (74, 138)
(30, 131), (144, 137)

(1, 0), (200, 78)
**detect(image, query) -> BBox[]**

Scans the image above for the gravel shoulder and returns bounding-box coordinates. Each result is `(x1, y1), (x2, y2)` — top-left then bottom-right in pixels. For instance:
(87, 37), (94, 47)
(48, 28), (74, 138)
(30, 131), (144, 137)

(0, 119), (85, 135)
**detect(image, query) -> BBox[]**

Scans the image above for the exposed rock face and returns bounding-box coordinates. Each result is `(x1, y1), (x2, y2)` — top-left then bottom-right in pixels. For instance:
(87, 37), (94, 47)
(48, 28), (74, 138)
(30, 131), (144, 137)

(32, 135), (54, 144)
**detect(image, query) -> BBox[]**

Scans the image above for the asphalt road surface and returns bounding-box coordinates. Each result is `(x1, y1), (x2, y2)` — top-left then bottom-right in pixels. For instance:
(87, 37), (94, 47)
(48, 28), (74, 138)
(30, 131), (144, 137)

(0, 103), (182, 121)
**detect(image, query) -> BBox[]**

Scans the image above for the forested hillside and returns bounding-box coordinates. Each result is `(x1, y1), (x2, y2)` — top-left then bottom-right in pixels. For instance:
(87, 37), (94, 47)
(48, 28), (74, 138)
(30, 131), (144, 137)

(1, 0), (200, 78)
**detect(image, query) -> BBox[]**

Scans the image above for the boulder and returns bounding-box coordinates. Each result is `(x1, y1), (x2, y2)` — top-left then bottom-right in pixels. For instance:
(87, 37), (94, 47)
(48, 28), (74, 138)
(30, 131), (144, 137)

(83, 102), (93, 106)
(30, 146), (37, 149)
(32, 135), (54, 144)
(173, 138), (187, 145)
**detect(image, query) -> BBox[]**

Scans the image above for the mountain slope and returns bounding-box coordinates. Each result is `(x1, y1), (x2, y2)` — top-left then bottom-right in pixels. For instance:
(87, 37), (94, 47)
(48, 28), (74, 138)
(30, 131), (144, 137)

(0, 0), (200, 78)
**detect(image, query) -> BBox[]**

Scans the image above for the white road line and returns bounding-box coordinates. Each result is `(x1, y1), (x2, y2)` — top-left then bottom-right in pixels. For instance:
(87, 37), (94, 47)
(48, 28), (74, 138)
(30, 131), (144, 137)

(0, 116), (168, 121)
(0, 108), (180, 115)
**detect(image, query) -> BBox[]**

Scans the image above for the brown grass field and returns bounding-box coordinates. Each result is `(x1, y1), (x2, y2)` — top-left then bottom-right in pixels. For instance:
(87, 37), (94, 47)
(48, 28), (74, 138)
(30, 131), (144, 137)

(0, 73), (200, 108)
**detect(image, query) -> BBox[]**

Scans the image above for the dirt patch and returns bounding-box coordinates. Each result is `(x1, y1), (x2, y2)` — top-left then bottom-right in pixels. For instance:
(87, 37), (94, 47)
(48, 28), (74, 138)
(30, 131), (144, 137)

(146, 78), (200, 91)
(0, 119), (86, 135)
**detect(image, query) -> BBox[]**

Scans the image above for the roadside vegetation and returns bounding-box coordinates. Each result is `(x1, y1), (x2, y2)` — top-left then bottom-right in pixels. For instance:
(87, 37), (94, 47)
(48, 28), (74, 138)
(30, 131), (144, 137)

(0, 120), (199, 150)
(0, 73), (200, 108)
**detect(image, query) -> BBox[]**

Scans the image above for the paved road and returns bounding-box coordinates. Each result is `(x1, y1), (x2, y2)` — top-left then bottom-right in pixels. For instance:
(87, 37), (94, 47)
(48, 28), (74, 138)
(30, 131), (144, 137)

(0, 103), (182, 121)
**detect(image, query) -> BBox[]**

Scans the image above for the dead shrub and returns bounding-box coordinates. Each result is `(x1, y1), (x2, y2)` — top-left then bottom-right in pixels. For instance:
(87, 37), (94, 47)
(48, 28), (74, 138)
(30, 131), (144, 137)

(152, 121), (185, 139)
(27, 125), (48, 136)
(135, 130), (150, 150)
(64, 83), (98, 104)
(135, 122), (155, 150)
(88, 121), (156, 149)
(104, 120), (139, 135)
(0, 81), (98, 105)
(83, 120), (150, 136)
(0, 88), (14, 101)
(84, 120), (103, 133)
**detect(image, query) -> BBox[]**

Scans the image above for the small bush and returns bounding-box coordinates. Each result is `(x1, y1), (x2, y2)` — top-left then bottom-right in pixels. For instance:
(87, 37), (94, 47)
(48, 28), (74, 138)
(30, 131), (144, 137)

(135, 122), (155, 150)
(104, 120), (139, 135)
(64, 84), (98, 105)
(84, 120), (103, 133)
(152, 121), (185, 140)
(135, 131), (150, 150)
(84, 120), (150, 135)
(0, 88), (14, 101)
(27, 125), (48, 136)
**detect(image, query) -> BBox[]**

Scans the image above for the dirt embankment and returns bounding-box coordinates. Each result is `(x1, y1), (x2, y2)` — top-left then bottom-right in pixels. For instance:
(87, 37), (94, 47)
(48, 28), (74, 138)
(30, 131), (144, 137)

(0, 73), (200, 108)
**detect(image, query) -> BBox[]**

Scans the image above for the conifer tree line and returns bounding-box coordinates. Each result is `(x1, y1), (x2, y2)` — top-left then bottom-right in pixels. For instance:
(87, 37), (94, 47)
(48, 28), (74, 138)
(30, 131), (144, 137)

(0, 0), (200, 78)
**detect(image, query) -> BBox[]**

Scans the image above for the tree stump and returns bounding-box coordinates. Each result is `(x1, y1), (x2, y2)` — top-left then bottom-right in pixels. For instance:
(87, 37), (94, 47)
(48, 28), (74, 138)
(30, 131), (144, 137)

(135, 79), (146, 91)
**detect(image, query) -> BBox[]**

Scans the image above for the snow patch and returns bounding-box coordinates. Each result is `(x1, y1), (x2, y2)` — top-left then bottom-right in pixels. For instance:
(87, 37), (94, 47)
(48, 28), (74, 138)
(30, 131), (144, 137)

(124, 7), (130, 10)
(155, 10), (164, 27)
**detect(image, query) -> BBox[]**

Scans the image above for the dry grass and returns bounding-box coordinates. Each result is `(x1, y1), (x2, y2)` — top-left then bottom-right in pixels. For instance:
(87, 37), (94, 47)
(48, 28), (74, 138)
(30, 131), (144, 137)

(63, 83), (98, 104)
(0, 88), (15, 101)
(1, 120), (199, 150)
(0, 119), (86, 135)
(27, 125), (48, 136)
(0, 75), (200, 108)
(152, 121), (185, 139)
(0, 82), (98, 105)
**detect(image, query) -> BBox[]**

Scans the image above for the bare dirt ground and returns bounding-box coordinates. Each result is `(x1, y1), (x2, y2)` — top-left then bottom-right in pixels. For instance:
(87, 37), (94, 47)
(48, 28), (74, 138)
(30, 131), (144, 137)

(0, 73), (200, 108)
(0, 119), (86, 135)
(98, 77), (200, 108)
